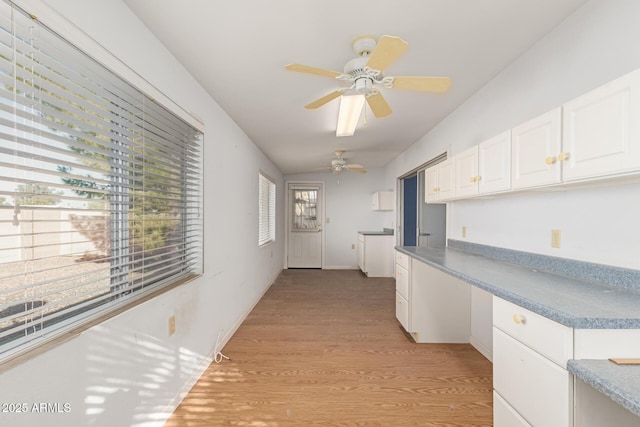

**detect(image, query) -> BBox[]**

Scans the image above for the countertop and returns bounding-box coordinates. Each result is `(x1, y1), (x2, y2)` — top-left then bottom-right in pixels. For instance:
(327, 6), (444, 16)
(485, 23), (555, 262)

(359, 228), (394, 236)
(395, 244), (640, 329)
(568, 359), (640, 417)
(395, 241), (640, 418)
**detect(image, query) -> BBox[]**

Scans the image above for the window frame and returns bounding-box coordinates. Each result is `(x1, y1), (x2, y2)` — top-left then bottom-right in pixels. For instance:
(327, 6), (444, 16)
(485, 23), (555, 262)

(258, 171), (276, 247)
(0, 0), (204, 362)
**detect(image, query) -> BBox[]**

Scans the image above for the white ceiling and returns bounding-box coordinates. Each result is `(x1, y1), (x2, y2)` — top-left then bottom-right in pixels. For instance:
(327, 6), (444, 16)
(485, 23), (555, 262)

(123, 0), (587, 175)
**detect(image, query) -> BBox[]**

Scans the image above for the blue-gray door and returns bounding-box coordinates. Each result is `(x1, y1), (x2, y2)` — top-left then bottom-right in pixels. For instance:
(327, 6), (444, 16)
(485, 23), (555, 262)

(402, 175), (417, 246)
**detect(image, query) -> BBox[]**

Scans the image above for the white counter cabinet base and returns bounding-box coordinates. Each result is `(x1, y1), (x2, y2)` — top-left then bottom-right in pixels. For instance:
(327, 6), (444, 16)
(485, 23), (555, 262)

(395, 250), (470, 343)
(358, 233), (394, 277)
(493, 296), (640, 427)
(397, 243), (640, 427)
(493, 296), (573, 427)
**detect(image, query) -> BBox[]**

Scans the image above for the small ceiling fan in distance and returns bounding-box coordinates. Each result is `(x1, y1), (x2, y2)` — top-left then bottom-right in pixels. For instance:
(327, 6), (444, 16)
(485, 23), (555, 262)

(321, 150), (367, 174)
(285, 34), (451, 119)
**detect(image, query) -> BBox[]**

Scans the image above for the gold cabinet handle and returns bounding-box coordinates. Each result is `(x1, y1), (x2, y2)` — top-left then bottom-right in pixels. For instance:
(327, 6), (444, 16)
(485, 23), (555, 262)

(476, 175), (482, 182)
(558, 152), (570, 161)
(546, 156), (557, 165)
(469, 177), (475, 183)
(513, 314), (526, 325)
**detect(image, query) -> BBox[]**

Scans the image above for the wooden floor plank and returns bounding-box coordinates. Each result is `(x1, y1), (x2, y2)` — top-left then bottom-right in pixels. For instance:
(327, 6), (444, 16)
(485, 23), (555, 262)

(166, 269), (493, 426)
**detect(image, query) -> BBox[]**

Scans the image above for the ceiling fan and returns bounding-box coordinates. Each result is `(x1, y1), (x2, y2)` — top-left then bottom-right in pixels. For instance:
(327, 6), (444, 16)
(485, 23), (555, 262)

(285, 34), (451, 119)
(322, 150), (367, 174)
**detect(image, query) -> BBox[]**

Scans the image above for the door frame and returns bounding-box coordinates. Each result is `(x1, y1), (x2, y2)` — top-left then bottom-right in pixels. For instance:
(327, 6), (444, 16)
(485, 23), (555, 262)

(285, 180), (325, 269)
(396, 151), (449, 246)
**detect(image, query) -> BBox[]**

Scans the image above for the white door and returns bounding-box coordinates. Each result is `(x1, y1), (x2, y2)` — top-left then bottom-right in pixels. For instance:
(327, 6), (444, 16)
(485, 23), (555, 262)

(287, 183), (323, 268)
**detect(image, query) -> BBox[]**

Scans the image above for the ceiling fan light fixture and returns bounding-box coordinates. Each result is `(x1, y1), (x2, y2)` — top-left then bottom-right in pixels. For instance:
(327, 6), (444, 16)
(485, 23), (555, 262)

(336, 94), (365, 137)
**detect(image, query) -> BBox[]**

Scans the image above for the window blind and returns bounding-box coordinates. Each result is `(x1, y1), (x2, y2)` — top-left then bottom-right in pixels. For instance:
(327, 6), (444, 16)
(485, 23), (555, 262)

(0, 1), (203, 360)
(258, 172), (275, 246)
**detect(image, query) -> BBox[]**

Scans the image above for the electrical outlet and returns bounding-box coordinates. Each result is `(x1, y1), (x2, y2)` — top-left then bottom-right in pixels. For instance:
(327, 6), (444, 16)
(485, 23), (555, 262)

(551, 229), (561, 248)
(168, 315), (176, 336)
(462, 226), (467, 238)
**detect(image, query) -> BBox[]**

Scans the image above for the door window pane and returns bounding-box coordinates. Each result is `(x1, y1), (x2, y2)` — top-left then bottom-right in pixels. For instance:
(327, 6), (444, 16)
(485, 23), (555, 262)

(292, 190), (317, 231)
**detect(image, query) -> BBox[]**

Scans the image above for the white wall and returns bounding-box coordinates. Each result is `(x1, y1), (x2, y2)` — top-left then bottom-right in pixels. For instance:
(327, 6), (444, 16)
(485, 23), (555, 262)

(0, 1), (284, 426)
(285, 168), (392, 269)
(387, 0), (640, 268)
(386, 0), (640, 359)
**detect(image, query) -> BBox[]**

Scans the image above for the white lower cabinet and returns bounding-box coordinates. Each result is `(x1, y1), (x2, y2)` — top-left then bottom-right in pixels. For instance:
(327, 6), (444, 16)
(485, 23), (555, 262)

(395, 293), (409, 331)
(395, 252), (410, 331)
(395, 251), (470, 343)
(358, 234), (393, 277)
(493, 328), (572, 427)
(493, 296), (573, 427)
(493, 391), (530, 427)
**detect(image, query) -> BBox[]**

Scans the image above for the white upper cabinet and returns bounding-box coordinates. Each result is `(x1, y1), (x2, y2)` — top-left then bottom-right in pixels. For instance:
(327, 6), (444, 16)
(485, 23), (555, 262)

(425, 67), (640, 202)
(511, 108), (562, 190)
(479, 130), (512, 194)
(371, 190), (393, 211)
(425, 158), (455, 203)
(454, 146), (479, 198)
(454, 131), (512, 199)
(562, 68), (640, 182)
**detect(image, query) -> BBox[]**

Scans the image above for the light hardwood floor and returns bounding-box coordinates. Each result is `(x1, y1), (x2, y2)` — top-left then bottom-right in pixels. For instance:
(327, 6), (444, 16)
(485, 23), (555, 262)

(165, 269), (493, 426)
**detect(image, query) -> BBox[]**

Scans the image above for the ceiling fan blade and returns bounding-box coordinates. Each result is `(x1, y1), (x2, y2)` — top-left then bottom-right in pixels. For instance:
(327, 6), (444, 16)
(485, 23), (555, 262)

(304, 91), (343, 109)
(285, 63), (342, 78)
(366, 92), (392, 118)
(366, 35), (409, 72)
(345, 164), (367, 173)
(392, 76), (451, 93)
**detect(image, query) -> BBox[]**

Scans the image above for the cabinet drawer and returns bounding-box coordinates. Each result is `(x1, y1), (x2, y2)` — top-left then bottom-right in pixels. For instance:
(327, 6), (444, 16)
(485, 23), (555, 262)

(395, 251), (410, 270)
(395, 264), (409, 299)
(395, 292), (409, 332)
(494, 328), (572, 427)
(493, 391), (531, 427)
(493, 296), (572, 366)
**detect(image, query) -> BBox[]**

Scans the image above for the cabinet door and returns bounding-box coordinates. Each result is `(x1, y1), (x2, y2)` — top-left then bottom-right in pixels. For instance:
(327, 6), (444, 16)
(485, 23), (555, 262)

(511, 108), (562, 189)
(479, 130), (511, 194)
(437, 159), (455, 200)
(494, 391), (531, 427)
(493, 328), (572, 427)
(424, 165), (440, 203)
(357, 239), (365, 271)
(454, 146), (479, 198)
(395, 292), (410, 332)
(395, 264), (409, 300)
(371, 193), (379, 210)
(562, 68), (640, 182)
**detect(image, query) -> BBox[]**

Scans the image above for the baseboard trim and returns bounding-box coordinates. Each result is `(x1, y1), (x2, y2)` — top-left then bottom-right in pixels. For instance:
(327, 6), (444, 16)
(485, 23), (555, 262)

(470, 336), (493, 362)
(323, 265), (359, 270)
